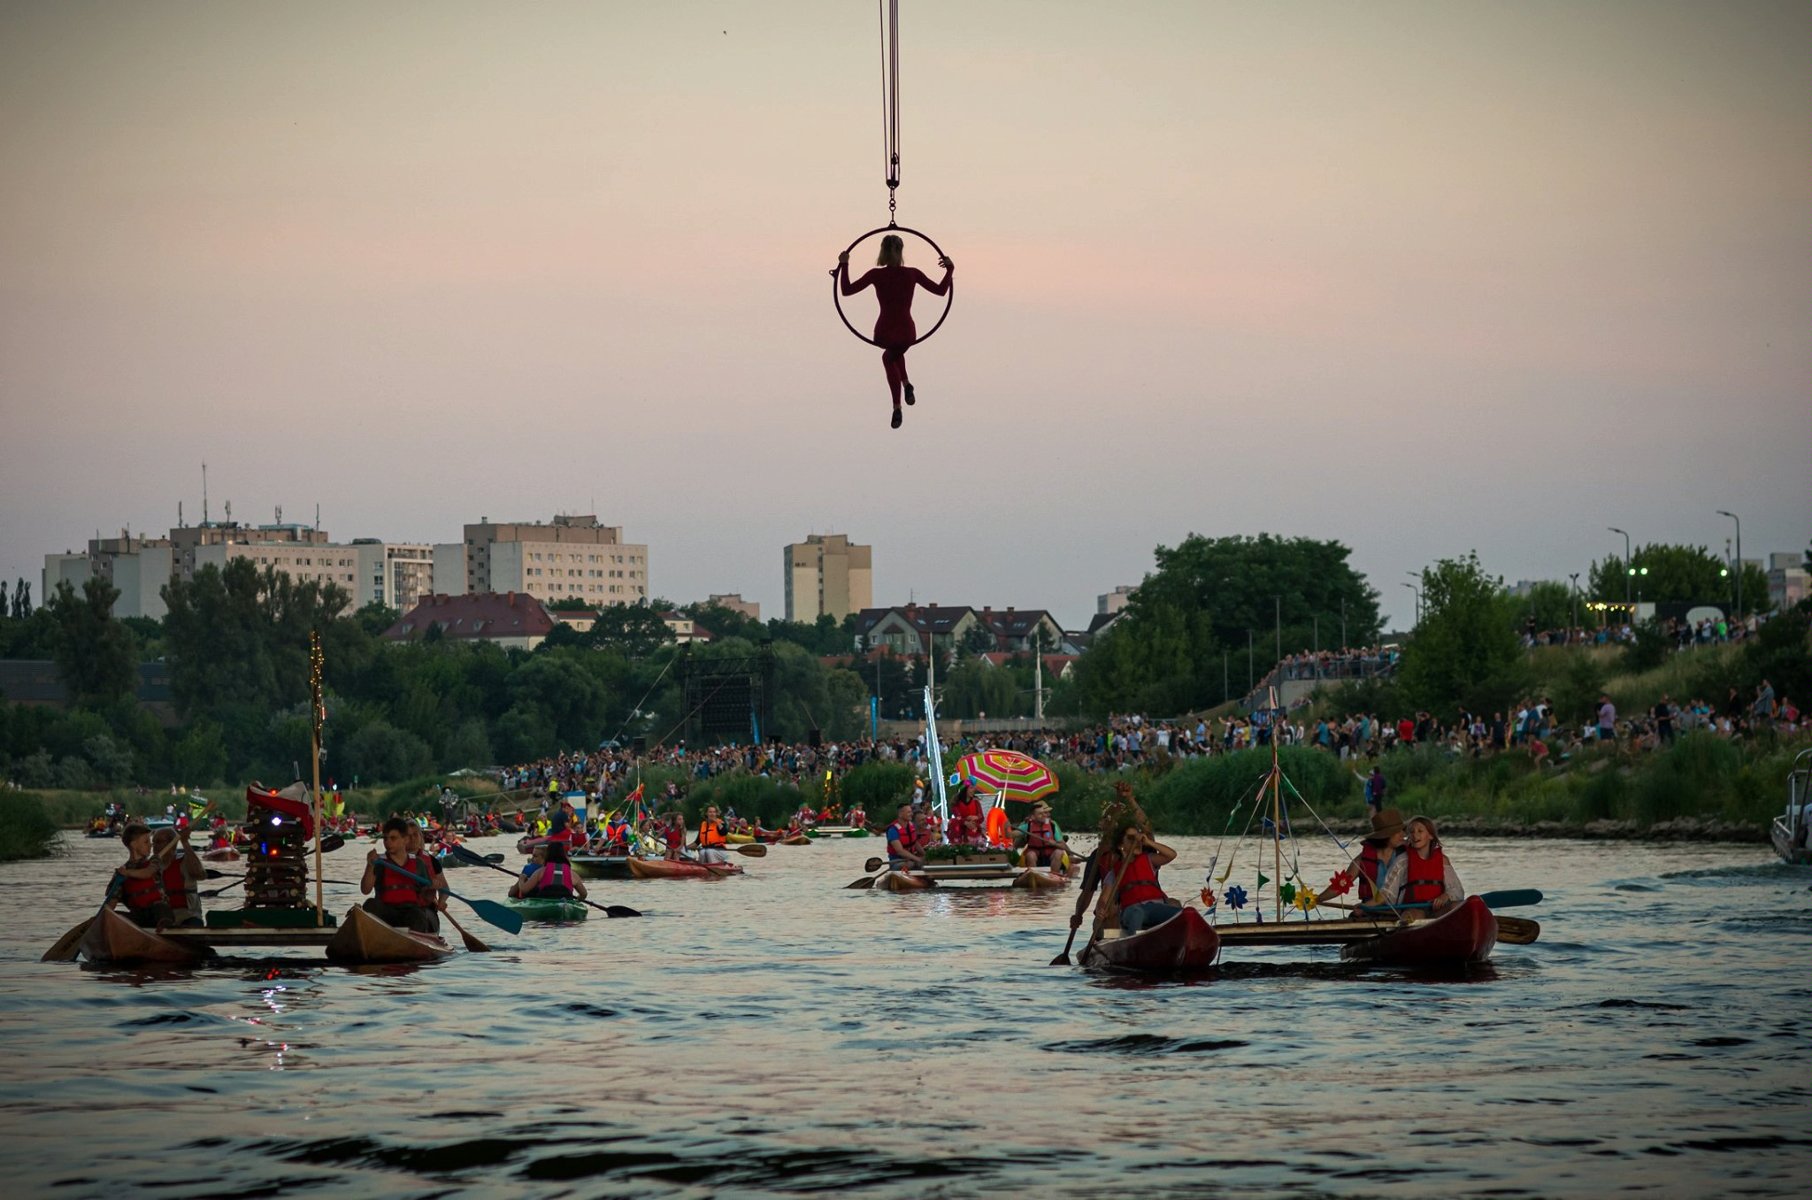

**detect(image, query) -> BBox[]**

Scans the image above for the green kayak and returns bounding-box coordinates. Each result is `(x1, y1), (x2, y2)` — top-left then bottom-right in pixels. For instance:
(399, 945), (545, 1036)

(506, 897), (589, 922)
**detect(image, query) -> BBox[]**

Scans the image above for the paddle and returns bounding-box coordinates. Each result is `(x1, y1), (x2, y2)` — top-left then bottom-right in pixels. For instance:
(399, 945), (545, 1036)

(370, 855), (523, 935)
(845, 855), (892, 890)
(1324, 888), (1545, 918)
(443, 844), (641, 918)
(41, 876), (122, 962)
(733, 843), (767, 858)
(1069, 849), (1133, 966)
(1495, 916), (1540, 945)
(438, 908), (490, 953)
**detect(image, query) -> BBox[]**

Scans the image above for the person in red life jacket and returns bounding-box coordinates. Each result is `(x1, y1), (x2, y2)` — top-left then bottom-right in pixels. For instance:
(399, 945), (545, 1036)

(913, 803), (943, 849)
(662, 811), (689, 861)
(837, 236), (953, 428)
(1319, 807), (1404, 906)
(598, 812), (631, 855)
(691, 805), (731, 865)
(111, 824), (176, 929)
(948, 782), (983, 838)
(847, 805), (867, 829)
(1071, 818), (1182, 937)
(956, 812), (988, 848)
(361, 816), (446, 935)
(513, 842), (587, 901)
(885, 803), (925, 871)
(151, 826), (206, 927)
(1376, 815), (1464, 913)
(1015, 801), (1071, 871)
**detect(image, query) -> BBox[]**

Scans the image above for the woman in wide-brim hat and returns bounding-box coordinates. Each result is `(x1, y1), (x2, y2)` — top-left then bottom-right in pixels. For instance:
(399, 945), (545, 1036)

(1321, 807), (1405, 905)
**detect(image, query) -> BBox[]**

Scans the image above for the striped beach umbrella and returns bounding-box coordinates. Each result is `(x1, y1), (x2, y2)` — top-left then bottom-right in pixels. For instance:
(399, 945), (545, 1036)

(953, 749), (1059, 804)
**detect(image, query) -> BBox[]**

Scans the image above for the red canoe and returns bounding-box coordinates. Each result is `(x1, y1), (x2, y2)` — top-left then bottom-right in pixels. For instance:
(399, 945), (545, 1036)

(1079, 906), (1221, 973)
(626, 856), (744, 880)
(875, 870), (936, 891)
(1340, 894), (1498, 966)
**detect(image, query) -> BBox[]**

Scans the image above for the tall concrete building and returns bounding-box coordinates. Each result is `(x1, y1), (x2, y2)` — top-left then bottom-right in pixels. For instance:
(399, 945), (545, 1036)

(451, 514), (649, 608)
(785, 534), (872, 623)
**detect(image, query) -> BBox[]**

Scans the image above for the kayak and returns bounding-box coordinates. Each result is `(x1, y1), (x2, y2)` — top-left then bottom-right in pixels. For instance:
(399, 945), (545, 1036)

(777, 835), (812, 847)
(1079, 906), (1221, 973)
(325, 907), (453, 963)
(201, 847), (241, 863)
(875, 870), (936, 892)
(1011, 868), (1070, 890)
(79, 907), (207, 965)
(571, 854), (633, 879)
(626, 856), (743, 880)
(805, 825), (869, 838)
(506, 896), (589, 922)
(1340, 894), (1497, 966)
(726, 833), (756, 844)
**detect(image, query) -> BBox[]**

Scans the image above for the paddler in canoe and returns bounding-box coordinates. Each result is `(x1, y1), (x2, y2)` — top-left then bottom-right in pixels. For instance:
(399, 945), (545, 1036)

(846, 804), (867, 829)
(690, 805), (732, 865)
(661, 810), (689, 861)
(511, 842), (587, 901)
(151, 826), (207, 927)
(1015, 801), (1071, 873)
(1374, 815), (1465, 914)
(885, 802), (926, 872)
(1069, 787), (1182, 936)
(1318, 807), (1404, 906)
(361, 816), (448, 935)
(109, 823), (177, 930)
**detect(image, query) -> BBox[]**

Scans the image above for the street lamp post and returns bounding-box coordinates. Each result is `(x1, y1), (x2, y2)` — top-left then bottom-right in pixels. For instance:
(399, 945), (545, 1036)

(1247, 629), (1253, 692)
(1717, 510), (1742, 618)
(1568, 572), (1580, 640)
(1608, 526), (1632, 611)
(1340, 597), (1347, 649)
(1274, 595), (1281, 669)
(1402, 581), (1421, 628)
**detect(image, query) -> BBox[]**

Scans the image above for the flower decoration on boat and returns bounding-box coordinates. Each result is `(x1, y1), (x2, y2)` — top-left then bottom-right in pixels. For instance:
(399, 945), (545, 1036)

(1278, 881), (1297, 905)
(1199, 886), (1216, 909)
(1224, 884), (1248, 910)
(1325, 869), (1355, 897)
(1293, 889), (1318, 913)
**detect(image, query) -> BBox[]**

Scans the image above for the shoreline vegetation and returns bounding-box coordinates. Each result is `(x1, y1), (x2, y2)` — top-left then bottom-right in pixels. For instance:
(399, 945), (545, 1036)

(19, 726), (1802, 847)
(0, 794), (62, 861)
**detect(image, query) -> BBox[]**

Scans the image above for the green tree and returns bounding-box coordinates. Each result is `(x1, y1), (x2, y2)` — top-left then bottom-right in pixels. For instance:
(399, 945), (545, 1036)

(46, 577), (138, 706)
(939, 660), (1019, 717)
(161, 560), (352, 716)
(171, 721), (228, 786)
(1513, 581), (1573, 633)
(1398, 553), (1526, 715)
(1588, 543), (1767, 615)
(586, 603), (674, 656)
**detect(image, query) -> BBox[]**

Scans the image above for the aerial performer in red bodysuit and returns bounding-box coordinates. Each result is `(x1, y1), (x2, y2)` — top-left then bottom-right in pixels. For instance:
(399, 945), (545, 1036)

(838, 236), (953, 428)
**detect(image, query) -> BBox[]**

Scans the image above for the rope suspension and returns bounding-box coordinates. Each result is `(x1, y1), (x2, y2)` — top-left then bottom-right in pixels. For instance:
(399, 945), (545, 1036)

(879, 0), (901, 222)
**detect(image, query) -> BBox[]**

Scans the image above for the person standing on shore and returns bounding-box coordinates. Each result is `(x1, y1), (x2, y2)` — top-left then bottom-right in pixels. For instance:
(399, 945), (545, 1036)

(1597, 695), (1617, 742)
(1363, 767), (1387, 815)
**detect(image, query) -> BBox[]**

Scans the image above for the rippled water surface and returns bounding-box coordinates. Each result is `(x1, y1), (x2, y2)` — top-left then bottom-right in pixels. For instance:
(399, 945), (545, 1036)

(2, 833), (1808, 1198)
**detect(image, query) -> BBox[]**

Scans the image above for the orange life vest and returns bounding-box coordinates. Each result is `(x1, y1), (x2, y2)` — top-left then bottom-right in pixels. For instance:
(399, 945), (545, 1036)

(698, 819), (727, 848)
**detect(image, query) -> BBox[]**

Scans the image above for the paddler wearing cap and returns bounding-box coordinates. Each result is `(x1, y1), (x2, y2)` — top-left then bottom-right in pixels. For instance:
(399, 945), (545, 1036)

(1375, 815), (1466, 914)
(1015, 801), (1071, 872)
(1320, 807), (1405, 905)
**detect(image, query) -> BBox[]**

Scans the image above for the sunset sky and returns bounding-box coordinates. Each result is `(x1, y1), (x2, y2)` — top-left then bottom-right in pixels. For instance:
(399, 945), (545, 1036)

(3, 0), (1807, 631)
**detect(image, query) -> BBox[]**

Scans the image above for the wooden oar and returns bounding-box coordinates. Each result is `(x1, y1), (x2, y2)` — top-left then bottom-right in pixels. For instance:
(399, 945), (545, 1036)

(846, 856), (890, 889)
(439, 908), (490, 952)
(733, 843), (767, 858)
(372, 857), (523, 935)
(1495, 916), (1540, 944)
(1054, 852), (1130, 966)
(443, 844), (641, 918)
(41, 876), (122, 962)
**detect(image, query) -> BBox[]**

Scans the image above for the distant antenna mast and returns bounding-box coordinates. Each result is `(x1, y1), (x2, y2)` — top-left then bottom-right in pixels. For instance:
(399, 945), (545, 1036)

(315, 503), (321, 532)
(179, 501), (184, 527)
(224, 500), (232, 523)
(201, 462), (209, 524)
(275, 505), (283, 525)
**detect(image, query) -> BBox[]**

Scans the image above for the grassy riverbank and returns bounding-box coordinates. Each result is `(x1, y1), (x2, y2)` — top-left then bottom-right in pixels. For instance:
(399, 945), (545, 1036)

(0, 794), (63, 861)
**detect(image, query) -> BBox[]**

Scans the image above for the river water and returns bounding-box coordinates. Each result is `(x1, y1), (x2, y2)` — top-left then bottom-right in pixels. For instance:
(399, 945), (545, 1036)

(1, 832), (1806, 1198)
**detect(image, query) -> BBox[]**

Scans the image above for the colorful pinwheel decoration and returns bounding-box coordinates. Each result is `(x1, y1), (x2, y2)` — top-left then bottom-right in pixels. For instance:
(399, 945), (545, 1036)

(1325, 869), (1356, 897)
(1199, 885), (1216, 910)
(1278, 881), (1297, 906)
(1293, 888), (1319, 913)
(1224, 884), (1248, 910)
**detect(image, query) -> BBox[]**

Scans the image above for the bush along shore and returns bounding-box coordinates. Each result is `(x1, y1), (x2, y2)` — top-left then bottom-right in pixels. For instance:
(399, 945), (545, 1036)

(0, 794), (63, 861)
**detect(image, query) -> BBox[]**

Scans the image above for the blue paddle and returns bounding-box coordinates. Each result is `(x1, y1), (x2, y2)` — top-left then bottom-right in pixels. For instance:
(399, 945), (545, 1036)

(1352, 888), (1543, 916)
(372, 857), (523, 936)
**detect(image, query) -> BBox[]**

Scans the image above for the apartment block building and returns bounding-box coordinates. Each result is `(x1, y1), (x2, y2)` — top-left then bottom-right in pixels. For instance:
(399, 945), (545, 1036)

(784, 533), (872, 623)
(442, 514), (649, 608)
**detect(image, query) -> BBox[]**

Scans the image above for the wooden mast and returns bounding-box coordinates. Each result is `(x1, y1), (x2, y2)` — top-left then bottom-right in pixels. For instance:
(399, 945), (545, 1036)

(309, 630), (325, 926)
(1270, 686), (1282, 921)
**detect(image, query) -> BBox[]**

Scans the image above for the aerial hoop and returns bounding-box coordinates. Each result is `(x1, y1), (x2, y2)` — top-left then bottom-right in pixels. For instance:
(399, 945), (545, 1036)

(829, 223), (954, 349)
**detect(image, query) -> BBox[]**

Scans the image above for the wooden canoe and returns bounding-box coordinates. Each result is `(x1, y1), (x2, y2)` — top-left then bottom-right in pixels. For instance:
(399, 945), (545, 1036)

(325, 906), (453, 963)
(1079, 906), (1220, 973)
(201, 847), (241, 862)
(625, 856), (744, 880)
(875, 870), (936, 892)
(1011, 868), (1071, 890)
(79, 907), (207, 965)
(1340, 894), (1497, 965)
(776, 834), (812, 847)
